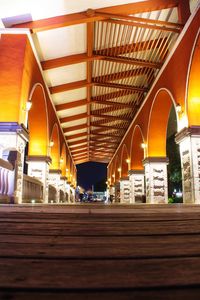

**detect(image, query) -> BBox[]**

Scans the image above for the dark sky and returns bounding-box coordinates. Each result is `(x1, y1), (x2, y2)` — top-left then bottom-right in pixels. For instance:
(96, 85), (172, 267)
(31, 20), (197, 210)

(76, 162), (107, 191)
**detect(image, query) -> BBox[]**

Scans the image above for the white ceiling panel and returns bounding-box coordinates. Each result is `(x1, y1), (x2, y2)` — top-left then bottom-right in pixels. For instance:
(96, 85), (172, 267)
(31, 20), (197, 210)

(44, 63), (87, 87)
(52, 88), (87, 105)
(57, 106), (87, 118)
(33, 24), (86, 61)
(61, 118), (87, 128)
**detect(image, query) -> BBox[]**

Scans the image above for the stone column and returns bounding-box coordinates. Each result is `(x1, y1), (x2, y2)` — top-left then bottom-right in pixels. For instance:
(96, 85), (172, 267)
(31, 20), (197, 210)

(120, 177), (130, 203)
(0, 122), (28, 203)
(59, 176), (67, 203)
(114, 181), (120, 203)
(66, 182), (71, 202)
(109, 185), (115, 202)
(70, 184), (75, 203)
(175, 126), (200, 203)
(129, 170), (145, 203)
(27, 156), (51, 203)
(143, 157), (169, 204)
(49, 169), (61, 203)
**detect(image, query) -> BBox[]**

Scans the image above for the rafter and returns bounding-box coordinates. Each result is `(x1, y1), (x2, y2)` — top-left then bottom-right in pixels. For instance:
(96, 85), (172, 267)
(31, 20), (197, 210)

(12, 0), (180, 32)
(104, 56), (161, 69)
(68, 138), (88, 147)
(93, 67), (149, 83)
(90, 123), (126, 131)
(91, 105), (132, 116)
(91, 113), (131, 121)
(66, 132), (88, 141)
(95, 82), (147, 92)
(91, 99), (134, 108)
(91, 132), (122, 139)
(101, 17), (182, 33)
(50, 80), (93, 94)
(91, 128), (124, 135)
(92, 90), (135, 102)
(56, 99), (87, 111)
(71, 147), (88, 154)
(90, 138), (119, 145)
(94, 37), (168, 56)
(73, 150), (88, 157)
(60, 113), (88, 124)
(70, 145), (88, 151)
(63, 124), (88, 133)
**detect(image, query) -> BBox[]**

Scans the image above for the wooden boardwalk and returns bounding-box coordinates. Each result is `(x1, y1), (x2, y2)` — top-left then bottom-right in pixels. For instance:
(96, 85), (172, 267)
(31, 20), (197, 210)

(1, 203), (200, 299)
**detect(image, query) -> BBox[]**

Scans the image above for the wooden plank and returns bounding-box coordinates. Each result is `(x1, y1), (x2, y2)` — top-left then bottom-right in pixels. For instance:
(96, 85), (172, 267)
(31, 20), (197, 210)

(94, 81), (147, 92)
(60, 113), (88, 123)
(50, 80), (93, 94)
(1, 256), (200, 289)
(63, 124), (88, 133)
(66, 132), (87, 141)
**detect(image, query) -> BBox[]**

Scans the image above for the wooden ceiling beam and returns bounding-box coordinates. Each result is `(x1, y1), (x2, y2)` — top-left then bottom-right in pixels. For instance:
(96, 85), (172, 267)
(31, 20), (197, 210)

(56, 99), (87, 111)
(90, 138), (119, 145)
(103, 56), (161, 69)
(60, 113), (88, 124)
(71, 148), (88, 154)
(63, 124), (88, 133)
(70, 145), (88, 151)
(92, 90), (134, 102)
(94, 37), (167, 56)
(42, 39), (165, 70)
(68, 138), (88, 147)
(100, 16), (182, 33)
(90, 123), (126, 131)
(91, 105), (132, 115)
(91, 99), (134, 108)
(12, 0), (180, 32)
(66, 132), (88, 141)
(94, 82), (147, 92)
(91, 132), (122, 139)
(91, 113), (131, 121)
(50, 80), (93, 94)
(73, 150), (88, 157)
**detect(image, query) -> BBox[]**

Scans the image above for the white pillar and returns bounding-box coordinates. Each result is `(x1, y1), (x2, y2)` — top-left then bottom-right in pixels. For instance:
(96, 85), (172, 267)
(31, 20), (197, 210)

(175, 126), (200, 203)
(49, 170), (61, 203)
(129, 170), (145, 203)
(120, 177), (130, 203)
(109, 185), (115, 202)
(0, 122), (28, 203)
(143, 157), (169, 204)
(27, 156), (51, 203)
(114, 182), (120, 203)
(66, 182), (70, 202)
(59, 176), (67, 202)
(70, 185), (75, 203)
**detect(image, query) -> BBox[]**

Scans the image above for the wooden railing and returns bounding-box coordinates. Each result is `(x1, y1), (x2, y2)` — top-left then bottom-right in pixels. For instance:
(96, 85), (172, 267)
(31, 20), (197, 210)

(22, 175), (43, 203)
(48, 184), (57, 203)
(0, 158), (14, 203)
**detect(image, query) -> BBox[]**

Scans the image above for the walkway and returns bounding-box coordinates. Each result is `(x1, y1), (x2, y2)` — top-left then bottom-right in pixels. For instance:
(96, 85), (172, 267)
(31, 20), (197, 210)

(1, 204), (200, 299)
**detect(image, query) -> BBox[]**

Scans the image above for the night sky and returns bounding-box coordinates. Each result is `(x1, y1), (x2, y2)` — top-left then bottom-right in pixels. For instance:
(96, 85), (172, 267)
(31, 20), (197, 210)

(76, 162), (107, 191)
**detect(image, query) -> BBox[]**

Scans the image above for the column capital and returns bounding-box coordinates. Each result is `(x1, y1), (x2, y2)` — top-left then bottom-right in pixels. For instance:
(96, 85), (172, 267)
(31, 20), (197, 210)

(175, 126), (200, 144)
(143, 157), (169, 165)
(27, 155), (52, 164)
(0, 122), (29, 142)
(129, 169), (144, 176)
(60, 176), (67, 181)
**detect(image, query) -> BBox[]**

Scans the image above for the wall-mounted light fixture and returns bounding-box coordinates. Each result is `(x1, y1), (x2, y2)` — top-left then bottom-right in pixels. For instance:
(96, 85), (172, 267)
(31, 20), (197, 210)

(23, 101), (32, 112)
(112, 174), (115, 178)
(126, 158), (130, 164)
(141, 143), (146, 149)
(118, 168), (121, 172)
(60, 157), (64, 164)
(176, 103), (182, 113)
(50, 140), (54, 147)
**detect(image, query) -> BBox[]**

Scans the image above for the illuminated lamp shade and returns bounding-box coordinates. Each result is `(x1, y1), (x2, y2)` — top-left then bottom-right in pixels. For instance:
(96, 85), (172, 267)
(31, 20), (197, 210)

(49, 140), (54, 147)
(176, 103), (182, 113)
(25, 101), (32, 111)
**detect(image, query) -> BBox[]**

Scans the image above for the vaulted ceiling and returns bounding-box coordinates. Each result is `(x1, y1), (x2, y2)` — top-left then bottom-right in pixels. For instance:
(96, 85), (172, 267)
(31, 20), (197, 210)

(1, 0), (197, 164)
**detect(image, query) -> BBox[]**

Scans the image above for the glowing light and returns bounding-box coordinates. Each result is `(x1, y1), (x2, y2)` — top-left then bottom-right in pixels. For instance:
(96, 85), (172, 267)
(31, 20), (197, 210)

(31, 199), (35, 204)
(23, 101), (32, 111)
(60, 157), (64, 164)
(112, 174), (115, 178)
(50, 140), (54, 147)
(141, 143), (146, 149)
(118, 168), (121, 172)
(178, 114), (188, 131)
(126, 159), (130, 164)
(176, 103), (182, 113)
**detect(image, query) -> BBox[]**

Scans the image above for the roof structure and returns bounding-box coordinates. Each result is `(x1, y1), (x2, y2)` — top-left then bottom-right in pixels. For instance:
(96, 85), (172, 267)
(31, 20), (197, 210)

(1, 0), (198, 164)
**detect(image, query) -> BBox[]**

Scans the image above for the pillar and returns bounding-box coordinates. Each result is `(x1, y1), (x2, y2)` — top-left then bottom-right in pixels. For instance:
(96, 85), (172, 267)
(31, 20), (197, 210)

(129, 170), (145, 203)
(49, 170), (61, 203)
(175, 126), (200, 203)
(59, 176), (67, 202)
(120, 177), (130, 203)
(114, 182), (120, 203)
(27, 156), (51, 203)
(70, 184), (75, 203)
(66, 182), (70, 202)
(143, 157), (169, 204)
(0, 122), (28, 203)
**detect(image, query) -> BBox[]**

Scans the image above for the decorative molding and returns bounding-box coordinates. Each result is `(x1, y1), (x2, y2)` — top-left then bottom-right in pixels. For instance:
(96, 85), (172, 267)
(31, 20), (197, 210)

(120, 176), (129, 181)
(129, 169), (144, 175)
(175, 126), (200, 144)
(0, 122), (29, 142)
(143, 157), (169, 165)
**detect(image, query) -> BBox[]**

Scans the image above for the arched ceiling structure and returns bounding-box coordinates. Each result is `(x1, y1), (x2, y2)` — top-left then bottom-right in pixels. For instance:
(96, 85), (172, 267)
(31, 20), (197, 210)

(1, 0), (197, 165)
